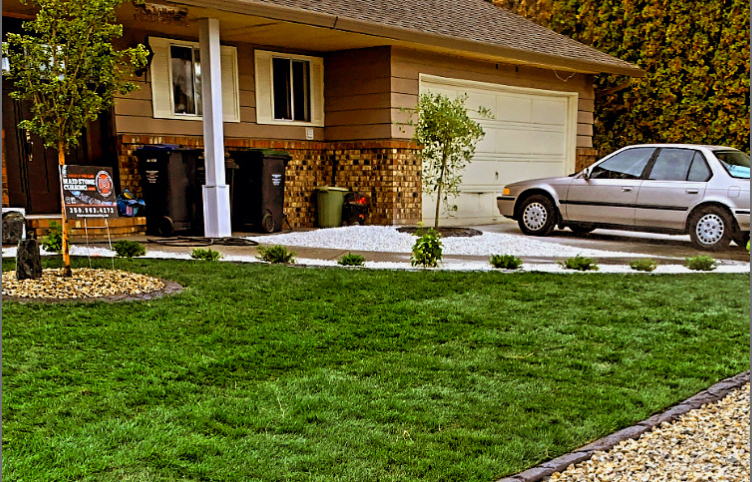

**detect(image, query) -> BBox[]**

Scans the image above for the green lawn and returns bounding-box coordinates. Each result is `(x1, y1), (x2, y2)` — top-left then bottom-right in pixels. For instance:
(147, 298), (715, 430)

(3, 258), (749, 482)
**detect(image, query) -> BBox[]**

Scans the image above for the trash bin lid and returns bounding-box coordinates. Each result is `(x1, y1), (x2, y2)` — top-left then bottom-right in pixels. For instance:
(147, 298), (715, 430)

(315, 186), (349, 192)
(136, 144), (179, 151)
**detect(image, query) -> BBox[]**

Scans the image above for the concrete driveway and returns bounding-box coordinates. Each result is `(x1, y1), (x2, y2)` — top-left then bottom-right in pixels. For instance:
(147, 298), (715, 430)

(474, 221), (750, 262)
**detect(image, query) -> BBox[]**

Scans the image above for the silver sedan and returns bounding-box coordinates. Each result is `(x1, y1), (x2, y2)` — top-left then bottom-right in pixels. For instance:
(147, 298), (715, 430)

(497, 144), (750, 251)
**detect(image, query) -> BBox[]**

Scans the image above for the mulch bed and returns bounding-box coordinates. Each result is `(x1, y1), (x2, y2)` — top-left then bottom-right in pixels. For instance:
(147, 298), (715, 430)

(397, 227), (483, 238)
(2, 268), (182, 304)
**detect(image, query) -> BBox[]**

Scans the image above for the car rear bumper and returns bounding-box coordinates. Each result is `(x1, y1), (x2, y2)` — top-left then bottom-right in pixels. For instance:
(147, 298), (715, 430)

(734, 210), (750, 232)
(497, 196), (516, 219)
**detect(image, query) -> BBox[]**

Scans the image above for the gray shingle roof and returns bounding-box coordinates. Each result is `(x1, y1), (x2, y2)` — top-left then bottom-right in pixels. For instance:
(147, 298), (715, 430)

(246, 0), (640, 74)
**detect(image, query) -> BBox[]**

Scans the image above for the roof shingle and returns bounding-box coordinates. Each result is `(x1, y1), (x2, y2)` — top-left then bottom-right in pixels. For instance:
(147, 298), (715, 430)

(238, 0), (640, 74)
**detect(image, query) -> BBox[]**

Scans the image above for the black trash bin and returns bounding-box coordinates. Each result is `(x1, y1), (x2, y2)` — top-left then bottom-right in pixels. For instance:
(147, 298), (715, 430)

(136, 145), (205, 236)
(229, 149), (291, 233)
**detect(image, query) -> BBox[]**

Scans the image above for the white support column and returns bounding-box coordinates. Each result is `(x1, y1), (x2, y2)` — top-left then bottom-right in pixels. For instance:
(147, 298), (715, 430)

(199, 17), (232, 238)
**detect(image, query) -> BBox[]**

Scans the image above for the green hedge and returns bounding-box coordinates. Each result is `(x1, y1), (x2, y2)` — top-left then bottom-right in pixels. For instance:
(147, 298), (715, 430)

(492, 0), (750, 153)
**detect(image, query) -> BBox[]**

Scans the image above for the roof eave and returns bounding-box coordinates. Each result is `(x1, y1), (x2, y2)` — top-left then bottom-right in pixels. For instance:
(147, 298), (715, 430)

(169, 0), (646, 77)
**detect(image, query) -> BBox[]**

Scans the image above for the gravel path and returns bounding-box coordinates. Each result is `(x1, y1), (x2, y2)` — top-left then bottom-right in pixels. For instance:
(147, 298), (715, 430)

(247, 226), (647, 258)
(548, 384), (750, 482)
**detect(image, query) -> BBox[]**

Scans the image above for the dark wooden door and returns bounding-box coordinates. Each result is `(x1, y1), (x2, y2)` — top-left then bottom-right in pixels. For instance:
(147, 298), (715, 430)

(2, 80), (118, 214)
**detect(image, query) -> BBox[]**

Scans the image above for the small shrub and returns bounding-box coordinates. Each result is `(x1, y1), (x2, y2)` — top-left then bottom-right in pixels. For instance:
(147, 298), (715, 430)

(257, 245), (295, 264)
(41, 221), (63, 253)
(685, 255), (717, 271)
(629, 259), (657, 272)
(411, 229), (443, 268)
(191, 248), (223, 262)
(339, 252), (365, 267)
(113, 240), (146, 258)
(559, 255), (599, 271)
(490, 254), (523, 270)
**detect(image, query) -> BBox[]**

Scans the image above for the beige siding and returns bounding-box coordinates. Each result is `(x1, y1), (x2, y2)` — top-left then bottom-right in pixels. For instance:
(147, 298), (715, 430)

(113, 34), (324, 141)
(389, 47), (595, 149)
(324, 47), (392, 141)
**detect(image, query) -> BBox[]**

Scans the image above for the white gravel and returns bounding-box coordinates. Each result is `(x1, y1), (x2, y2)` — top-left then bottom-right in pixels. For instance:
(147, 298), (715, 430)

(3, 240), (748, 274)
(248, 226), (646, 258)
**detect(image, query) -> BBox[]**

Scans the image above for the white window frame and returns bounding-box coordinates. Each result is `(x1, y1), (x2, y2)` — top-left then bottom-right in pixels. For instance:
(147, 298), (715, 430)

(148, 36), (240, 123)
(254, 50), (324, 127)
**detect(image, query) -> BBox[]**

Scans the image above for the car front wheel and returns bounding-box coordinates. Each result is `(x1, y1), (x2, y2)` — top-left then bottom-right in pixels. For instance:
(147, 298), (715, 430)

(689, 206), (733, 251)
(518, 195), (557, 236)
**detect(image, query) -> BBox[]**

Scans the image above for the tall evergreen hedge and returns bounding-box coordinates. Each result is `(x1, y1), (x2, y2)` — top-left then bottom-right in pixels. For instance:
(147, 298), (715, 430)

(492, 0), (750, 153)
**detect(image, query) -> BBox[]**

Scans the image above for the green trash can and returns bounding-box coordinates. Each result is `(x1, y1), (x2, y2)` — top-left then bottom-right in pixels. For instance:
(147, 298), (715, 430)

(315, 186), (349, 228)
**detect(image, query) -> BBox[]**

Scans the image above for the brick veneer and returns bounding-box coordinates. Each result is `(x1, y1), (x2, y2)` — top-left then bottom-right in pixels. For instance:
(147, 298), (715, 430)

(118, 135), (422, 228)
(576, 147), (599, 172)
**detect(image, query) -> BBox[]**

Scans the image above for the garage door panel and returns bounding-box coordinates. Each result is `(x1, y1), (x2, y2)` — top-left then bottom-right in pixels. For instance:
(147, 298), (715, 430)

(466, 92), (498, 117)
(531, 131), (567, 156)
(496, 96), (532, 123)
(420, 76), (575, 226)
(532, 98), (568, 125)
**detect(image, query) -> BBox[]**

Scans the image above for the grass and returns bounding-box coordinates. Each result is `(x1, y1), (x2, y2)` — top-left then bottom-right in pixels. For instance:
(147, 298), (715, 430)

(2, 257), (749, 482)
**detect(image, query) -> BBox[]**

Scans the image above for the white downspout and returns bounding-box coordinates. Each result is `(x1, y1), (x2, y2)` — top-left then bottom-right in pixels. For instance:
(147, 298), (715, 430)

(199, 17), (232, 238)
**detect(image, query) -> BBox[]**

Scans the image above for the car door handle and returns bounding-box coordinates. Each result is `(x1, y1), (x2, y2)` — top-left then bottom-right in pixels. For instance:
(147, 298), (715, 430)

(621, 187), (633, 192)
(686, 189), (699, 194)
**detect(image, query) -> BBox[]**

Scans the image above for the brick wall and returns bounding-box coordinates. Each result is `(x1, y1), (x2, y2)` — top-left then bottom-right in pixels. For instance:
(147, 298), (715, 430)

(117, 135), (421, 228)
(576, 147), (599, 172)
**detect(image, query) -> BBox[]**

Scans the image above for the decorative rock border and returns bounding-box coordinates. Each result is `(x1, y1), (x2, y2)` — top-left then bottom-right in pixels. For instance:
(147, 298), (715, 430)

(2, 279), (183, 304)
(496, 371), (751, 482)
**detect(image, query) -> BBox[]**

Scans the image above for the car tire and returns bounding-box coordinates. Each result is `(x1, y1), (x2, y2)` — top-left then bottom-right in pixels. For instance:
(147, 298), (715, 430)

(688, 206), (733, 251)
(569, 225), (595, 235)
(518, 195), (557, 236)
(735, 231), (750, 250)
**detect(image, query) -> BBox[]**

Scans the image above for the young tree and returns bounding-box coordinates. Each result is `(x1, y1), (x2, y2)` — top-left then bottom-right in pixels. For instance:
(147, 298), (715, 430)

(3, 0), (148, 277)
(404, 93), (491, 228)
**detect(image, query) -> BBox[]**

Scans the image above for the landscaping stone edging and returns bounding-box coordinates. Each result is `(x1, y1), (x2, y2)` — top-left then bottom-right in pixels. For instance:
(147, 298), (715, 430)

(495, 371), (751, 482)
(2, 279), (183, 304)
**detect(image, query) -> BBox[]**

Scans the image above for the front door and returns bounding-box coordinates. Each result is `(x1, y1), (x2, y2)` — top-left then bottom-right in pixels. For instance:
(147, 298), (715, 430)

(635, 147), (710, 231)
(563, 147), (656, 226)
(2, 80), (118, 214)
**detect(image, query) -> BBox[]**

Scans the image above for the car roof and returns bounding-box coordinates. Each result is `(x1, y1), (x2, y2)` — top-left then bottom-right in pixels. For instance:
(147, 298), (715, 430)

(624, 143), (739, 151)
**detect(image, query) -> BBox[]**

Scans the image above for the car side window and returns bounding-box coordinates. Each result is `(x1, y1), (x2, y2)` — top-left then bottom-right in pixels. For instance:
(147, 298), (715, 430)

(687, 152), (712, 182)
(590, 148), (654, 180)
(647, 148), (695, 181)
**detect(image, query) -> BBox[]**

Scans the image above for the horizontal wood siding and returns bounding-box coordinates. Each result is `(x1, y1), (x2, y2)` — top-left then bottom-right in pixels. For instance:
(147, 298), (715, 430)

(324, 47), (393, 141)
(113, 33), (324, 141)
(390, 47), (596, 148)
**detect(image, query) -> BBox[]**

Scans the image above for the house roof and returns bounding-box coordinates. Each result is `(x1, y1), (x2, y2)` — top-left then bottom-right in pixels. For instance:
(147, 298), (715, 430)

(175, 0), (644, 76)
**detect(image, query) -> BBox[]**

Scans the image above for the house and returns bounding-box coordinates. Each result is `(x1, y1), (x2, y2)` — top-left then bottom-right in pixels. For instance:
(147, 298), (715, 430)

(1, 0), (643, 236)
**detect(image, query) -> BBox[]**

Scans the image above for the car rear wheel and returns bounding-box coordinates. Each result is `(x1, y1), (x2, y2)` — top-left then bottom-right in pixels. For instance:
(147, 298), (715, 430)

(689, 206), (733, 251)
(518, 195), (557, 236)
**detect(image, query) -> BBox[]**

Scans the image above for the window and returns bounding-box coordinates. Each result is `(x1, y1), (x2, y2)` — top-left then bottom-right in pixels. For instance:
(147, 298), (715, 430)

(170, 45), (202, 116)
(715, 150), (750, 179)
(687, 153), (712, 182)
(272, 57), (310, 122)
(590, 148), (654, 180)
(148, 37), (240, 122)
(255, 50), (324, 126)
(647, 148), (695, 181)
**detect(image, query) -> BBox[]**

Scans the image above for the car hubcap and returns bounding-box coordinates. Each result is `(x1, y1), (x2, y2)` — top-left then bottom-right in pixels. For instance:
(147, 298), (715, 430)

(523, 203), (548, 231)
(696, 214), (724, 246)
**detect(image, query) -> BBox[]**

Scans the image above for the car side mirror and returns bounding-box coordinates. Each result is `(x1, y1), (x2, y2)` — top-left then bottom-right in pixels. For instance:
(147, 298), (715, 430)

(582, 167), (592, 180)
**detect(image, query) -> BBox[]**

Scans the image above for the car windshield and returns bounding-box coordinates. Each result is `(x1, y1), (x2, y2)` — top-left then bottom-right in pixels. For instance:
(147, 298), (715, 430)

(715, 150), (750, 179)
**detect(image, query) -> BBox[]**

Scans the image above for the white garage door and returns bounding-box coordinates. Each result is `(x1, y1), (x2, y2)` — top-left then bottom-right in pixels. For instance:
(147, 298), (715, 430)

(420, 75), (578, 226)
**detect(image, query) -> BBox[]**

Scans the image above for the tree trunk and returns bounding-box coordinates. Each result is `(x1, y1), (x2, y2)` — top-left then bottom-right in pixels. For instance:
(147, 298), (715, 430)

(434, 152), (448, 229)
(57, 142), (72, 277)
